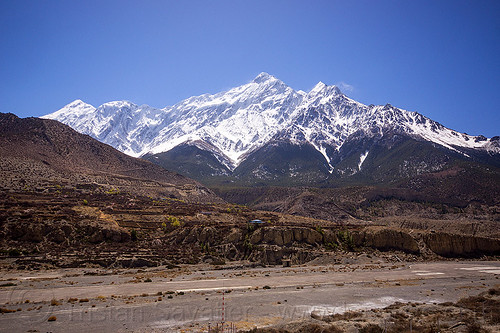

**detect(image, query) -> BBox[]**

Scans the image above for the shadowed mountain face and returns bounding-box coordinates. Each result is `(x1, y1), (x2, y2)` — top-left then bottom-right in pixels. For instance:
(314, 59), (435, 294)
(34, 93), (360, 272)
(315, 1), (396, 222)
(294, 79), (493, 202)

(0, 113), (221, 202)
(144, 132), (500, 187)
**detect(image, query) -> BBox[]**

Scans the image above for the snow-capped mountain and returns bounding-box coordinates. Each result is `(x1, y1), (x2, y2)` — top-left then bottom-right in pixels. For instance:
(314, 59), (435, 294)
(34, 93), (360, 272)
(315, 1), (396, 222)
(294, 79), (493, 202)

(43, 72), (499, 184)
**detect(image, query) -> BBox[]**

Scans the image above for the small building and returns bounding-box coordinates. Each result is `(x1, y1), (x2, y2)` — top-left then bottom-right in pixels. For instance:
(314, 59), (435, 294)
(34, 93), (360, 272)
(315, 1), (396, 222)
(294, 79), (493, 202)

(282, 259), (292, 267)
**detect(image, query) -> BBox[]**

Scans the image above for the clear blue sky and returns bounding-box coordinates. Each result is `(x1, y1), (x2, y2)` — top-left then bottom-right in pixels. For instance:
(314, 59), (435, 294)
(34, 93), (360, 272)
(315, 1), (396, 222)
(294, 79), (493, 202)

(1, 0), (499, 136)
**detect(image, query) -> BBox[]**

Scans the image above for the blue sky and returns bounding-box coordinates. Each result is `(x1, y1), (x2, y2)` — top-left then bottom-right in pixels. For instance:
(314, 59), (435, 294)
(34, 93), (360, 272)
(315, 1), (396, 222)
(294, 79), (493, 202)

(1, 0), (499, 136)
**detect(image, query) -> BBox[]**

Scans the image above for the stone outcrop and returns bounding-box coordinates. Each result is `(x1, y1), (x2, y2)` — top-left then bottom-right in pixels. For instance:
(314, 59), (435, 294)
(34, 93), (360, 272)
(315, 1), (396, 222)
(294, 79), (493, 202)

(353, 227), (420, 254)
(164, 224), (500, 263)
(423, 232), (500, 256)
(4, 216), (499, 269)
(248, 226), (323, 246)
(3, 218), (131, 245)
(246, 245), (317, 265)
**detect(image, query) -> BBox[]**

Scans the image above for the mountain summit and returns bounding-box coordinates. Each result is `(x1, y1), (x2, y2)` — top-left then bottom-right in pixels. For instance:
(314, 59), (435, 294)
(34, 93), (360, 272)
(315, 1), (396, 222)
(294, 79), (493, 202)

(43, 73), (500, 185)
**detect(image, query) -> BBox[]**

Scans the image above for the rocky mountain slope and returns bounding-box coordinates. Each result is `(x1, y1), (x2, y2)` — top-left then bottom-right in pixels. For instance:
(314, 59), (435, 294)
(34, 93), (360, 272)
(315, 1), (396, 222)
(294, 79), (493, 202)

(43, 73), (500, 185)
(0, 113), (220, 202)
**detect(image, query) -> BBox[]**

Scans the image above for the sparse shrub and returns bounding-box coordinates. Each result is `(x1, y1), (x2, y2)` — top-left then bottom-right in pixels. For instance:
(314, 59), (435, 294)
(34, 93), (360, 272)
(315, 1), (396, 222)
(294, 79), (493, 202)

(324, 325), (343, 333)
(187, 256), (199, 264)
(247, 223), (256, 232)
(200, 242), (210, 253)
(243, 233), (253, 251)
(211, 258), (225, 266)
(301, 323), (342, 333)
(359, 324), (383, 333)
(105, 188), (120, 195)
(47, 315), (57, 321)
(50, 299), (61, 306)
(488, 287), (500, 296)
(168, 216), (181, 227)
(491, 311), (500, 324)
(144, 278), (152, 282)
(325, 241), (338, 250)
(466, 320), (484, 333)
(130, 229), (138, 241)
(8, 249), (21, 257)
(315, 226), (324, 235)
(330, 311), (362, 321)
(337, 229), (355, 250)
(82, 199), (88, 205)
(263, 285), (271, 289)
(79, 298), (89, 303)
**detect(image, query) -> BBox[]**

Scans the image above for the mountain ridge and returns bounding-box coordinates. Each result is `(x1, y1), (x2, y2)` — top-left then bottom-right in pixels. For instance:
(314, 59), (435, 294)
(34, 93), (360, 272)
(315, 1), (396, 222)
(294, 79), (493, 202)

(42, 73), (500, 185)
(0, 112), (221, 202)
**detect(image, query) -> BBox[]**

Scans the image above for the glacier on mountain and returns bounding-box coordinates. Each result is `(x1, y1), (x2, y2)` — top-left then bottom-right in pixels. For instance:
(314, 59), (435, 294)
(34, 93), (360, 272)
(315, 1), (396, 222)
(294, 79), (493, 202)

(42, 72), (499, 170)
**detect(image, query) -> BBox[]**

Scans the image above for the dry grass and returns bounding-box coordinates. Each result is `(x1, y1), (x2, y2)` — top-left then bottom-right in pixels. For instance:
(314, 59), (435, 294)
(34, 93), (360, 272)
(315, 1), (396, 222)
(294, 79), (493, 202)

(242, 287), (500, 333)
(456, 288), (500, 325)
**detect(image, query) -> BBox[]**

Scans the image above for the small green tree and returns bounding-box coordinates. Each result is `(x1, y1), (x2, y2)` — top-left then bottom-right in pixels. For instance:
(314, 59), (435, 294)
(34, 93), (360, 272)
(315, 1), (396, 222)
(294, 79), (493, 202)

(337, 229), (355, 251)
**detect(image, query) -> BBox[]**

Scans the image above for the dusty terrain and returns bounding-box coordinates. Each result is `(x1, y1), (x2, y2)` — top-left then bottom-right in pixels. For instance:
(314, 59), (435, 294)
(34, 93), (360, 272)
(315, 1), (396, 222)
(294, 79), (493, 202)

(0, 113), (220, 202)
(2, 189), (499, 271)
(1, 111), (500, 332)
(0, 261), (499, 332)
(1, 187), (499, 332)
(214, 185), (500, 239)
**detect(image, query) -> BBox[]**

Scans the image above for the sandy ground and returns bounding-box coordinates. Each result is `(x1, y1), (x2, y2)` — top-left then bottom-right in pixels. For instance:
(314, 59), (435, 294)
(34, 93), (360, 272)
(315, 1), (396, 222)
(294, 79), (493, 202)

(0, 260), (499, 332)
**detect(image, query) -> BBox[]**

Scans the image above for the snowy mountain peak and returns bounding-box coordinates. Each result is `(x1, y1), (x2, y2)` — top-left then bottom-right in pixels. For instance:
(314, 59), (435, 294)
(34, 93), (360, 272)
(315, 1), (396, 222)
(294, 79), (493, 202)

(63, 99), (95, 111)
(310, 81), (327, 94)
(307, 82), (342, 98)
(252, 72), (278, 84)
(44, 99), (96, 120)
(44, 73), (499, 172)
(101, 100), (137, 108)
(68, 99), (92, 107)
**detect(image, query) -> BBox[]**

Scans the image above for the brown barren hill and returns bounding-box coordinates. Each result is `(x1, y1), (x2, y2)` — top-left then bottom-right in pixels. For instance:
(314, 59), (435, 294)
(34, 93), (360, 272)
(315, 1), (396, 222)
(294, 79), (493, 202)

(0, 113), (221, 202)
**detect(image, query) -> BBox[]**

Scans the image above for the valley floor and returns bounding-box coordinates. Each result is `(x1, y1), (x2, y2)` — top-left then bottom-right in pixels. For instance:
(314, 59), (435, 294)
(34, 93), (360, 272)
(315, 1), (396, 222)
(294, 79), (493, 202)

(0, 260), (499, 332)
